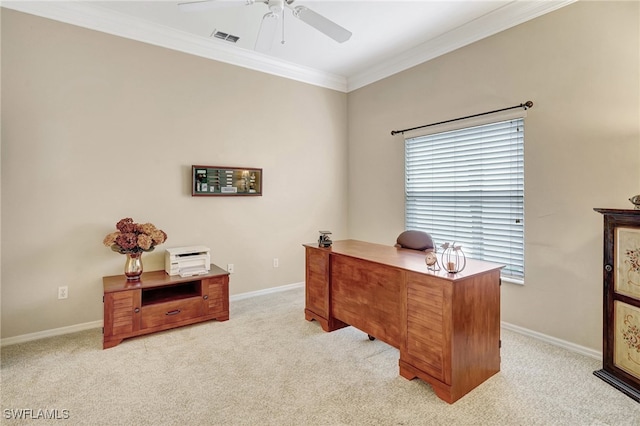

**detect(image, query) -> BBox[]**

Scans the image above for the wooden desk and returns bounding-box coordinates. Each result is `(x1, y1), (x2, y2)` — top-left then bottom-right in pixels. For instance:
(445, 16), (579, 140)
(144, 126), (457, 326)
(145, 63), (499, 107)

(303, 239), (503, 403)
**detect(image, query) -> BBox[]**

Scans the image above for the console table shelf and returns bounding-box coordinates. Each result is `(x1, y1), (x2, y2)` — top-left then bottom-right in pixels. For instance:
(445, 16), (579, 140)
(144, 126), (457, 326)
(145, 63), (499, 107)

(103, 264), (229, 349)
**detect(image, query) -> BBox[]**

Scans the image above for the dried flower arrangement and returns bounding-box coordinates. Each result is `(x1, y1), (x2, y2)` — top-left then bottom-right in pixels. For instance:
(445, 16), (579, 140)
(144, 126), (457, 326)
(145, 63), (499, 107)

(103, 218), (167, 254)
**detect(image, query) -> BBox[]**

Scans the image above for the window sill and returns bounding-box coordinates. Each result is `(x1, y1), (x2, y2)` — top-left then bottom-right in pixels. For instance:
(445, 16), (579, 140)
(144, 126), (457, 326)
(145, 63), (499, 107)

(501, 276), (524, 286)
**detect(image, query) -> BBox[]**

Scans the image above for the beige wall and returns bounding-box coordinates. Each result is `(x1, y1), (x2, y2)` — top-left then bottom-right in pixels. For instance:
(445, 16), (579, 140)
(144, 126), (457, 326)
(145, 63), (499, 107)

(347, 1), (640, 351)
(2, 2), (639, 352)
(0, 9), (348, 338)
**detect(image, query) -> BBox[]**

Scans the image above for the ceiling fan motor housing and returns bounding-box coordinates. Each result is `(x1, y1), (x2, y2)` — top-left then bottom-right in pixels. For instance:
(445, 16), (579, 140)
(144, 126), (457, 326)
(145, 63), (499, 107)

(268, 0), (285, 14)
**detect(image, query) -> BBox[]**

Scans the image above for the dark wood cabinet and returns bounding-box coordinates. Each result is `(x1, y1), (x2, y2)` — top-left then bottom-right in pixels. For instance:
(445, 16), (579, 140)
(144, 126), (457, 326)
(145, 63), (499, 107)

(594, 208), (640, 402)
(103, 264), (229, 349)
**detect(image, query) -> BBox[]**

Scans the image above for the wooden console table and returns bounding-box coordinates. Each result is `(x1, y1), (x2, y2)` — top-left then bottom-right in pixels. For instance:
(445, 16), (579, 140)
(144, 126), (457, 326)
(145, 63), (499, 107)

(103, 264), (229, 349)
(304, 239), (503, 403)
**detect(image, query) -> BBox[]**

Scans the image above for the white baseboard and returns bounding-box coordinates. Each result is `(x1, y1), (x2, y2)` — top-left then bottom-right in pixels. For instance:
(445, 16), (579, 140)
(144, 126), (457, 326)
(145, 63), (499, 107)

(0, 282), (305, 347)
(0, 320), (104, 347)
(230, 281), (304, 301)
(1, 284), (601, 362)
(501, 321), (602, 361)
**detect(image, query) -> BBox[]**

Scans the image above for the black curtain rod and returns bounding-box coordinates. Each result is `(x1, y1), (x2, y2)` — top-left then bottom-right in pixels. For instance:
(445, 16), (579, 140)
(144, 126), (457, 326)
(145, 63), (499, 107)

(390, 101), (534, 136)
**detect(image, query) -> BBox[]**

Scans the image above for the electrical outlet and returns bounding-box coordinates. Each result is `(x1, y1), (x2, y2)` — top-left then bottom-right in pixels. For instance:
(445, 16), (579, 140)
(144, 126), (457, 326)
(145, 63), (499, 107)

(227, 263), (234, 273)
(273, 258), (279, 268)
(58, 286), (68, 300)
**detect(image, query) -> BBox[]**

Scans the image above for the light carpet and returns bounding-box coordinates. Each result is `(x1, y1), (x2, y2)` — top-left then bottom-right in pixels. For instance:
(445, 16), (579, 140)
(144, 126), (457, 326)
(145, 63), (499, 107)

(1, 286), (639, 425)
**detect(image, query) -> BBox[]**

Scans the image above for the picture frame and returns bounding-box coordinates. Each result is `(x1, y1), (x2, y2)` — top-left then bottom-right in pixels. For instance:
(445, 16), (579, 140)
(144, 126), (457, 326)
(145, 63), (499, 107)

(192, 165), (262, 196)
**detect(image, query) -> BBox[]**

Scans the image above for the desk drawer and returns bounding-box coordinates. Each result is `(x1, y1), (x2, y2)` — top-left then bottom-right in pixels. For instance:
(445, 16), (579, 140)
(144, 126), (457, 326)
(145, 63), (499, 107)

(141, 298), (202, 329)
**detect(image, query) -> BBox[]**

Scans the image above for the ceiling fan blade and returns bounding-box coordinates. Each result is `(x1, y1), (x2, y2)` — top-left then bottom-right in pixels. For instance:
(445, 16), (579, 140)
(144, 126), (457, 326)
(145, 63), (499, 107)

(255, 12), (279, 52)
(292, 6), (351, 43)
(177, 0), (254, 12)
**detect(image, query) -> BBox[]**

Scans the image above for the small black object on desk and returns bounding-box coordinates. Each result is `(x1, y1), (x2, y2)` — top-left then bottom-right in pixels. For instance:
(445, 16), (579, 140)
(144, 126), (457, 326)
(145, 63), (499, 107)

(318, 231), (333, 247)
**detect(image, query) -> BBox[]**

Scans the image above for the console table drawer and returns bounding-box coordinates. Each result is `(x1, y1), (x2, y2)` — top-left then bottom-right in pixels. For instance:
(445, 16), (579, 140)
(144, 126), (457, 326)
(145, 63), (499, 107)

(141, 298), (202, 329)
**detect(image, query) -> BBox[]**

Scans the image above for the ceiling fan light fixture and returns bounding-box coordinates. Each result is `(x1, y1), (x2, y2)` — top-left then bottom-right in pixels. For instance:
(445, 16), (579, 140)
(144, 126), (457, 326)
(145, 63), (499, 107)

(268, 0), (285, 14)
(180, 0), (353, 51)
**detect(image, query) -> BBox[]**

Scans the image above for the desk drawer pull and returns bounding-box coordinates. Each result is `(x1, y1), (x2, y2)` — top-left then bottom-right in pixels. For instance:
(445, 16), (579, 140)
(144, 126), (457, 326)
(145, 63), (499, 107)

(166, 309), (181, 316)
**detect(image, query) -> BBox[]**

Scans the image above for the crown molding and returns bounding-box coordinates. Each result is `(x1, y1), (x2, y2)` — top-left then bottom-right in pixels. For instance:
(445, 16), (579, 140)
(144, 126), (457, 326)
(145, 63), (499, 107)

(2, 1), (576, 94)
(1, 1), (348, 92)
(346, 0), (578, 92)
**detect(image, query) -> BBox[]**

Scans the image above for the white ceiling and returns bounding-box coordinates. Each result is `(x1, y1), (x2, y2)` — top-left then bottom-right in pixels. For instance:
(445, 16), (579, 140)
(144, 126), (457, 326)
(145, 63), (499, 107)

(2, 0), (575, 92)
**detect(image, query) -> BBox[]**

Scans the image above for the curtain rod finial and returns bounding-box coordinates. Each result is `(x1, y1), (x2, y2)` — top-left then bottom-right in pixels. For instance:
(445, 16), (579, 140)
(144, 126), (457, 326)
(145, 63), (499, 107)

(524, 101), (533, 109)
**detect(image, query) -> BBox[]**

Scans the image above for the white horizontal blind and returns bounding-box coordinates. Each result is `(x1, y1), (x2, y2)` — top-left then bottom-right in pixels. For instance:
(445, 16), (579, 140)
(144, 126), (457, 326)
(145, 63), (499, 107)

(405, 118), (524, 279)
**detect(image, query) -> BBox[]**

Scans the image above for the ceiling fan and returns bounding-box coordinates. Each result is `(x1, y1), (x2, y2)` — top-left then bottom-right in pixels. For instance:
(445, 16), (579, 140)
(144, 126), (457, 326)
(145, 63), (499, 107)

(177, 0), (352, 52)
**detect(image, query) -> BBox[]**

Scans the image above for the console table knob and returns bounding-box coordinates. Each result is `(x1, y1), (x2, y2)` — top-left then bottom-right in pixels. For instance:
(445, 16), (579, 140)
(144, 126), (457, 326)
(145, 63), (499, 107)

(134, 308), (140, 313)
(605, 264), (613, 272)
(203, 295), (209, 300)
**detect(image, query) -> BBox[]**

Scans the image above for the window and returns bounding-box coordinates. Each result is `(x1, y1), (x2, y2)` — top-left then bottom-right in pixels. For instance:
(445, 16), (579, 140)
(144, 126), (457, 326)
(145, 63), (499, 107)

(405, 118), (524, 282)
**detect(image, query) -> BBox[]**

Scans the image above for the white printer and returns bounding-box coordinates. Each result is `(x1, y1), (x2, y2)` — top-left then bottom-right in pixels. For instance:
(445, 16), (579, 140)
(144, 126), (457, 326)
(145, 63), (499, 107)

(165, 245), (211, 277)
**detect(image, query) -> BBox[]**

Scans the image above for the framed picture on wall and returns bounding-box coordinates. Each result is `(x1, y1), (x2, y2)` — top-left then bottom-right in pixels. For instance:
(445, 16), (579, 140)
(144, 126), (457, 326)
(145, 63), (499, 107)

(192, 165), (262, 196)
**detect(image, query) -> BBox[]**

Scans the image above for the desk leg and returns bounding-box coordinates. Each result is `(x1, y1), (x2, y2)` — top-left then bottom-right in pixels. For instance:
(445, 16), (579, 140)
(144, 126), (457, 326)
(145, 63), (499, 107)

(103, 338), (123, 349)
(305, 309), (349, 332)
(399, 360), (455, 404)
